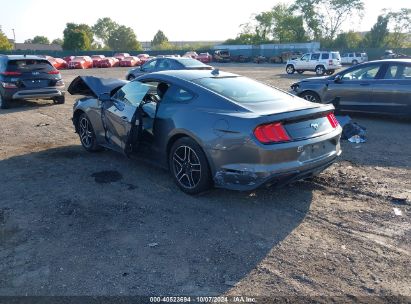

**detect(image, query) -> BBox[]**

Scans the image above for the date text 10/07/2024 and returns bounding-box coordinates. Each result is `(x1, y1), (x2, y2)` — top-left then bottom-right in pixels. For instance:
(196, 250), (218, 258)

(149, 296), (256, 303)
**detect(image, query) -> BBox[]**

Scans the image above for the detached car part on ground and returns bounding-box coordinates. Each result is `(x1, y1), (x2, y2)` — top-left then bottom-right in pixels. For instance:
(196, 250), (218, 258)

(0, 55), (65, 109)
(290, 59), (411, 117)
(69, 70), (342, 194)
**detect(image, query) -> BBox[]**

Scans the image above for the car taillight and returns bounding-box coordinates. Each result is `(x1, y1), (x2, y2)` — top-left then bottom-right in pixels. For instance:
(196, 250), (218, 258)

(1, 71), (22, 76)
(327, 113), (339, 128)
(1, 82), (17, 89)
(254, 122), (291, 144)
(48, 70), (60, 74)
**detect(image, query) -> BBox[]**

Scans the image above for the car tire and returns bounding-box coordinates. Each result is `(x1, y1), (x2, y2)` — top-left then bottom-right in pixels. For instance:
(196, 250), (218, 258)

(352, 60), (358, 65)
(127, 74), (135, 81)
(286, 65), (295, 74)
(297, 70), (304, 74)
(77, 113), (102, 152)
(315, 65), (326, 76)
(53, 95), (65, 104)
(300, 91), (321, 103)
(169, 137), (212, 195)
(326, 70), (335, 75)
(0, 93), (10, 109)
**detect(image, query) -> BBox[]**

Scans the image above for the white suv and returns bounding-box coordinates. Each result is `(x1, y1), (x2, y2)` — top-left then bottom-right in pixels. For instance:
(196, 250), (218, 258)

(286, 51), (342, 76)
(341, 52), (368, 65)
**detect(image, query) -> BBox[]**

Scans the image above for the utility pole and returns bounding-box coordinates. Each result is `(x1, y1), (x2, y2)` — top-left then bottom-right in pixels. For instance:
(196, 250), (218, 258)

(12, 29), (15, 50)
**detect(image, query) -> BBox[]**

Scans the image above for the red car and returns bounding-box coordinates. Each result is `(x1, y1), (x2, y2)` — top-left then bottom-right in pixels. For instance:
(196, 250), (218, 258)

(68, 56), (93, 69)
(113, 53), (130, 61)
(196, 52), (212, 63)
(63, 56), (75, 64)
(137, 54), (150, 64)
(119, 56), (141, 67)
(98, 57), (119, 68)
(39, 55), (68, 70)
(91, 55), (106, 68)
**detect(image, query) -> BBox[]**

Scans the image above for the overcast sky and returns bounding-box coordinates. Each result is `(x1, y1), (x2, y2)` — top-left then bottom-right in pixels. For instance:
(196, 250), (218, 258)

(1, 0), (409, 43)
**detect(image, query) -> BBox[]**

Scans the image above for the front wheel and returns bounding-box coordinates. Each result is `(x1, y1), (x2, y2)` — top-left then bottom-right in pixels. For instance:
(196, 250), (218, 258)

(300, 91), (321, 103)
(169, 137), (212, 195)
(352, 60), (358, 65)
(77, 113), (102, 152)
(286, 65), (295, 74)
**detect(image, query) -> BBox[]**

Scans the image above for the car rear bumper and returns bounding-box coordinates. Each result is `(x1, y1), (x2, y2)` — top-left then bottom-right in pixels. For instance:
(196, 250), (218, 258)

(211, 129), (342, 191)
(4, 86), (65, 100)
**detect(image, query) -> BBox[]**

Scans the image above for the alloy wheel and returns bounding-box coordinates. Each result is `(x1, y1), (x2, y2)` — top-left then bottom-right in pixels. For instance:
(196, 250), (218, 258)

(79, 117), (93, 148)
(172, 145), (202, 189)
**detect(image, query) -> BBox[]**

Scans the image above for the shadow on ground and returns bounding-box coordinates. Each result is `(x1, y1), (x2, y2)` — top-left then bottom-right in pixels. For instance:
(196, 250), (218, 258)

(0, 145), (315, 296)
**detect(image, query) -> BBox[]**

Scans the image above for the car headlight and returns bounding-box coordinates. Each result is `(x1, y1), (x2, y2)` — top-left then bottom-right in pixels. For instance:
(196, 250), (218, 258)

(55, 80), (64, 86)
(290, 83), (299, 91)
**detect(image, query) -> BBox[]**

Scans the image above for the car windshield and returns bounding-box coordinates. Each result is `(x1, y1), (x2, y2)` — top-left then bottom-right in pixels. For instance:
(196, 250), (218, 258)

(194, 76), (290, 103)
(7, 59), (54, 72)
(178, 58), (206, 67)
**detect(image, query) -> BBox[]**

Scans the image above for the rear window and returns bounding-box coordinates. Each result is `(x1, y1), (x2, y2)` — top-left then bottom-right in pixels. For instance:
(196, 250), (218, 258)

(7, 59), (53, 72)
(178, 58), (207, 67)
(194, 76), (289, 103)
(332, 52), (341, 60)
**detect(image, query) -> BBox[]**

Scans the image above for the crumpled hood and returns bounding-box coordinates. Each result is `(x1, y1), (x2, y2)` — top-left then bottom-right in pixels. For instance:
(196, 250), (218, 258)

(68, 76), (128, 97)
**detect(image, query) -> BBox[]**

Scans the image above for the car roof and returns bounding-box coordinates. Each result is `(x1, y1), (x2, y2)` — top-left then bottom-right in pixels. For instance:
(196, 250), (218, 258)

(145, 69), (239, 81)
(0, 55), (47, 60)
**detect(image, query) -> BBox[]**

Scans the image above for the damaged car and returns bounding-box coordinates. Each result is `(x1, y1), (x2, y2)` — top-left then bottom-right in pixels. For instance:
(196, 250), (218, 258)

(69, 70), (342, 194)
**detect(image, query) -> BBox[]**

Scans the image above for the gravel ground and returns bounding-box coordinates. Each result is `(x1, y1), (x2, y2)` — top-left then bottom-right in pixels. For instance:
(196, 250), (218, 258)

(0, 64), (410, 301)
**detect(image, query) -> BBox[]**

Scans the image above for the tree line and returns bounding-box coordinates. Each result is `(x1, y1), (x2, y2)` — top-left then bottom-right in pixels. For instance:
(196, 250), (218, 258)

(0, 18), (212, 51)
(224, 0), (411, 50)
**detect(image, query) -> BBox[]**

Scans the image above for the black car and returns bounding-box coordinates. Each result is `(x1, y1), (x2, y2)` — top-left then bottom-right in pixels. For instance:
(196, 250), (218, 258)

(0, 55), (65, 109)
(290, 59), (411, 117)
(126, 57), (213, 80)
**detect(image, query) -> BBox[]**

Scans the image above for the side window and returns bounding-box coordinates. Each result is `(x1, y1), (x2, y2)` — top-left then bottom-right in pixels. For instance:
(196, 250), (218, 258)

(402, 65), (411, 78)
(342, 64), (382, 81)
(383, 64), (400, 79)
(342, 53), (347, 58)
(321, 53), (329, 60)
(163, 85), (194, 103)
(301, 54), (310, 61)
(142, 59), (157, 72)
(113, 81), (151, 107)
(311, 53), (320, 60)
(349, 53), (354, 58)
(157, 59), (172, 70)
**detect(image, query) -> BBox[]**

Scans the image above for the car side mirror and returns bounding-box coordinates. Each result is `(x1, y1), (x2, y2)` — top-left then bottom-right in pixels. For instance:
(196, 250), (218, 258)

(99, 92), (111, 103)
(334, 75), (342, 83)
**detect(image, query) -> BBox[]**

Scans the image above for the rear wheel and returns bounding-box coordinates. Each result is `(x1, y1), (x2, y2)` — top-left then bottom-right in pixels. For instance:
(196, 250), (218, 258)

(286, 65), (295, 74)
(53, 95), (65, 104)
(77, 113), (101, 152)
(315, 65), (325, 76)
(169, 137), (212, 195)
(300, 91), (321, 103)
(352, 60), (358, 65)
(0, 93), (10, 109)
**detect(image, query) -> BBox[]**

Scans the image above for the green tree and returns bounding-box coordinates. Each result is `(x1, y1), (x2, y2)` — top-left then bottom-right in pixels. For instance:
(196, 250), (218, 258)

(0, 29), (13, 50)
(63, 23), (94, 45)
(293, 0), (364, 40)
(271, 4), (308, 43)
(333, 31), (363, 50)
(32, 35), (50, 44)
(152, 40), (174, 51)
(63, 29), (90, 51)
(386, 8), (411, 48)
(151, 30), (169, 47)
(363, 15), (389, 48)
(107, 25), (142, 51)
(92, 17), (119, 47)
(51, 38), (63, 45)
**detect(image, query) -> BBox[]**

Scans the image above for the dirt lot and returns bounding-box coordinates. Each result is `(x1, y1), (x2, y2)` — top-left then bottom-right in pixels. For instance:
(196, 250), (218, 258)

(0, 64), (410, 301)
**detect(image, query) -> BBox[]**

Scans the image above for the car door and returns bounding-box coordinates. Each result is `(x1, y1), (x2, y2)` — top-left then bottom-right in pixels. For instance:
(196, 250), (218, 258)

(296, 53), (311, 69)
(101, 81), (152, 154)
(372, 62), (411, 115)
(310, 53), (321, 70)
(323, 63), (384, 112)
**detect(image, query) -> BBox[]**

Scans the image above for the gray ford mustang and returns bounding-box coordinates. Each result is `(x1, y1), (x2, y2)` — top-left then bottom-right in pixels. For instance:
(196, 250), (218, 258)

(69, 70), (342, 194)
